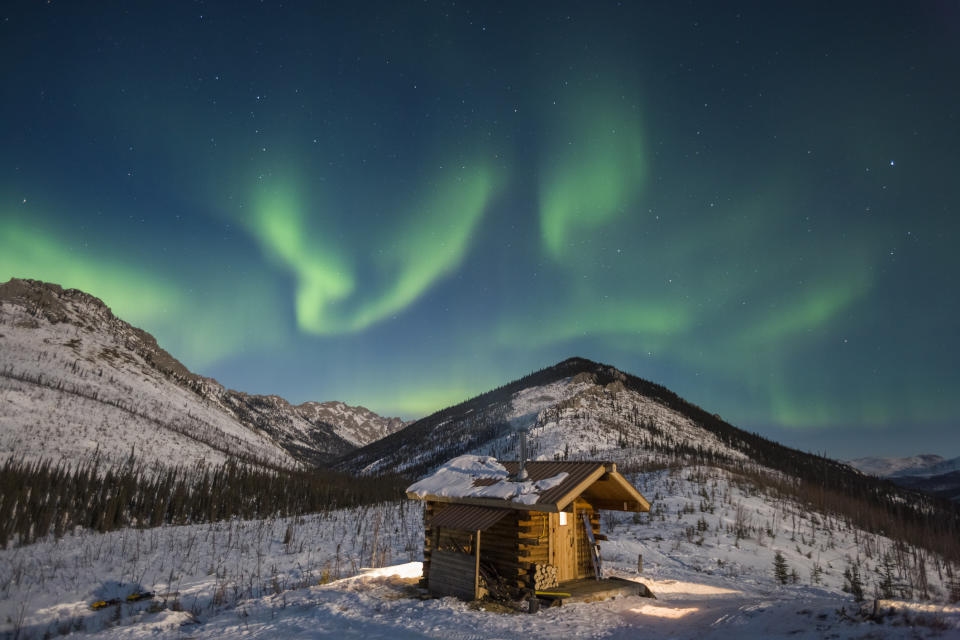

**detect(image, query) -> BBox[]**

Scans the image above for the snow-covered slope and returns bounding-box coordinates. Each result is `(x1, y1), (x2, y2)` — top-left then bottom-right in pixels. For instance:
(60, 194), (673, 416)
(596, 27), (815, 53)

(892, 456), (960, 479)
(0, 279), (404, 469)
(340, 361), (787, 479)
(339, 358), (960, 561)
(847, 455), (946, 478)
(847, 455), (960, 504)
(3, 465), (959, 639)
(298, 400), (408, 448)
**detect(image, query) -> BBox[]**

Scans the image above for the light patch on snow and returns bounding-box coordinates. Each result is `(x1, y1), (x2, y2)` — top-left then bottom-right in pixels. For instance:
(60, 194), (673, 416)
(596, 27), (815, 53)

(628, 603), (700, 618)
(351, 562), (423, 580)
(405, 455), (568, 505)
(638, 580), (741, 596)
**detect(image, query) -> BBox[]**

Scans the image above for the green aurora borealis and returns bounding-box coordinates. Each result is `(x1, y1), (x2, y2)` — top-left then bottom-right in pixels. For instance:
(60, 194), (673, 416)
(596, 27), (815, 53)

(2, 2), (958, 457)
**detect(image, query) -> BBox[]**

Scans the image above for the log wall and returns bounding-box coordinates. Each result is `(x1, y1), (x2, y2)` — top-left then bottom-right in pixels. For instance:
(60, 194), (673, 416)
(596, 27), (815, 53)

(428, 550), (477, 600)
(421, 500), (603, 597)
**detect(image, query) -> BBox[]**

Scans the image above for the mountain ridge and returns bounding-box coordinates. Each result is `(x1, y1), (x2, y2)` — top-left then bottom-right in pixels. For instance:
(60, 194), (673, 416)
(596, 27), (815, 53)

(335, 356), (960, 558)
(337, 356), (856, 485)
(0, 278), (405, 468)
(847, 454), (960, 504)
(846, 454), (950, 478)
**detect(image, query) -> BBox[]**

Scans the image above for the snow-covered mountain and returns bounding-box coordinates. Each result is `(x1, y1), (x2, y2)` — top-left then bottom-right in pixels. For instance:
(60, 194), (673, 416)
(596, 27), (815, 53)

(3, 340), (960, 637)
(846, 454), (960, 503)
(846, 454), (946, 478)
(338, 358), (849, 486)
(891, 456), (960, 478)
(298, 400), (407, 448)
(338, 357), (960, 556)
(0, 278), (405, 469)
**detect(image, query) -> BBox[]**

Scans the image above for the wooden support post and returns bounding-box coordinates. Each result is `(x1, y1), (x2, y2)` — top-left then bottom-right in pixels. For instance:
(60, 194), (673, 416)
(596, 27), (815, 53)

(474, 530), (481, 600)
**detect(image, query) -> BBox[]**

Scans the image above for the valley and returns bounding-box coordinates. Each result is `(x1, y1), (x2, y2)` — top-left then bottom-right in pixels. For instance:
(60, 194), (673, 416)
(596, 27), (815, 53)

(1, 280), (959, 638)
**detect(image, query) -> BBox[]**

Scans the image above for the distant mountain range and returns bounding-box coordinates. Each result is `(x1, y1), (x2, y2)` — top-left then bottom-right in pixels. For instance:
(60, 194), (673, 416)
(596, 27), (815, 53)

(847, 454), (960, 503)
(3, 277), (958, 523)
(0, 278), (405, 469)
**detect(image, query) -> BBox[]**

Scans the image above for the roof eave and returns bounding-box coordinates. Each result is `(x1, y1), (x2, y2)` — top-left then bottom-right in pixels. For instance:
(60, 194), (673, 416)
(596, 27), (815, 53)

(406, 493), (560, 513)
(554, 465), (608, 512)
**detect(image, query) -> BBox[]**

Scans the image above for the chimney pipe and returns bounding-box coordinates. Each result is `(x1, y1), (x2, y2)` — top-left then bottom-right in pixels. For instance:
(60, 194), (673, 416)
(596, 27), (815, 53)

(517, 428), (529, 481)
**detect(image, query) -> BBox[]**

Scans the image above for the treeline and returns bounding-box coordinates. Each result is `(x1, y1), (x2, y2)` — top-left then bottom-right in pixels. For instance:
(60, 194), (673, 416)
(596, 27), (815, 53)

(0, 457), (409, 547)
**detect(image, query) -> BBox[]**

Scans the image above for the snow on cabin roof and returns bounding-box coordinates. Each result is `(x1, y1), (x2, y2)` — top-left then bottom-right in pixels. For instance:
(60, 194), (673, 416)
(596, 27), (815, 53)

(405, 455), (616, 510)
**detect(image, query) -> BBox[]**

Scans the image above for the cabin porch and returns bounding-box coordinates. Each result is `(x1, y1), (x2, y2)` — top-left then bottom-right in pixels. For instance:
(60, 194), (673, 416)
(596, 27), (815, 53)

(536, 576), (655, 606)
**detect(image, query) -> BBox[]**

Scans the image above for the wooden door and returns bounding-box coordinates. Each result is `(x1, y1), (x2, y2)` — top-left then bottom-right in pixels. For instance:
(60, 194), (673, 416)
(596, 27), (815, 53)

(551, 508), (576, 582)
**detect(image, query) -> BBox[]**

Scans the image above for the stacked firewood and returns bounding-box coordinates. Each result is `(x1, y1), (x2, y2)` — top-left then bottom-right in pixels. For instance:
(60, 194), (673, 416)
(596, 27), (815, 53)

(531, 563), (558, 590)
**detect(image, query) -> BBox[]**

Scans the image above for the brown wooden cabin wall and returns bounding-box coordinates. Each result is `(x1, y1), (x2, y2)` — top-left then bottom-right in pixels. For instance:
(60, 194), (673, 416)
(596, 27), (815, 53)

(428, 549), (477, 600)
(424, 502), (600, 597)
(424, 503), (539, 599)
(470, 509), (523, 594)
(517, 510), (551, 588)
(423, 500), (437, 586)
(424, 502), (481, 599)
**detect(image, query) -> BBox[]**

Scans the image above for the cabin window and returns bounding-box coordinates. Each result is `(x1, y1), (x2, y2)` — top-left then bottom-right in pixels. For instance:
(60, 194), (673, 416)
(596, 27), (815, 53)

(559, 511), (567, 526)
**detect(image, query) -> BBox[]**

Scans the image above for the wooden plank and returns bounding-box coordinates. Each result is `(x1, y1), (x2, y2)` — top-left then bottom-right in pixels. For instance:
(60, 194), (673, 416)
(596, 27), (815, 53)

(428, 571), (471, 591)
(428, 581), (474, 600)
(549, 512), (556, 574)
(474, 531), (480, 600)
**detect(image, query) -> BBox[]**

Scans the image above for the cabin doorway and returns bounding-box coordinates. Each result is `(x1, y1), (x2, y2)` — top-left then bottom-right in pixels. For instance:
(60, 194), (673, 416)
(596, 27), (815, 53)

(551, 508), (576, 581)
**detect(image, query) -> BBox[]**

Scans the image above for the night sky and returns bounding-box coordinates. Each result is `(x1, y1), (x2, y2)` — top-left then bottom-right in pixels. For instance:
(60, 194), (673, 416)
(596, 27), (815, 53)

(2, 2), (958, 459)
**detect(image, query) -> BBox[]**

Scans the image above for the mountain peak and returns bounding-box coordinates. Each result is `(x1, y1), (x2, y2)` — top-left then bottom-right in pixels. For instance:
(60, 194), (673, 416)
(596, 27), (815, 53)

(0, 277), (194, 380)
(0, 278), (404, 467)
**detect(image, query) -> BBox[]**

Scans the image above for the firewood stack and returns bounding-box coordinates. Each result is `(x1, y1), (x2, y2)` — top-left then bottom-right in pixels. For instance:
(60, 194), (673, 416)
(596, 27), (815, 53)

(532, 563), (558, 590)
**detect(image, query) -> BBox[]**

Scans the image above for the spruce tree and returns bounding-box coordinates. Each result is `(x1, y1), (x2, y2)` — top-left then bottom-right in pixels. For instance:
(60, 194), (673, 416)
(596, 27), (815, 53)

(947, 577), (960, 603)
(843, 562), (865, 602)
(878, 552), (896, 599)
(773, 551), (789, 585)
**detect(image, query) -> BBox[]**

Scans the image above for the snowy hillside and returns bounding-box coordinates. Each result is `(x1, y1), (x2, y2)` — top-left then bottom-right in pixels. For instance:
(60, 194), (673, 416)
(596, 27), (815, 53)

(847, 455), (946, 478)
(847, 455), (960, 504)
(340, 360), (826, 484)
(892, 457), (960, 479)
(2, 350), (959, 637)
(0, 279), (404, 469)
(2, 465), (958, 639)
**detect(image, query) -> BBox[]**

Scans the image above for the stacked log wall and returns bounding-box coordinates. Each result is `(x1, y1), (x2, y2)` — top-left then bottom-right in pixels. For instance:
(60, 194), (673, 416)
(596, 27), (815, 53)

(517, 510), (551, 588)
(422, 501), (445, 583)
(428, 550), (476, 600)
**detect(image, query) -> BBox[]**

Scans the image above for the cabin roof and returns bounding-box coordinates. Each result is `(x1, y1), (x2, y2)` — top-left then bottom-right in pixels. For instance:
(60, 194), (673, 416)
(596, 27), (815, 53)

(430, 503), (510, 531)
(406, 455), (650, 513)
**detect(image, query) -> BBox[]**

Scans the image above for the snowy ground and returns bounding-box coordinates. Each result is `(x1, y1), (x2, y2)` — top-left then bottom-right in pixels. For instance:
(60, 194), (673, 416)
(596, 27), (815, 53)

(3, 466), (959, 639)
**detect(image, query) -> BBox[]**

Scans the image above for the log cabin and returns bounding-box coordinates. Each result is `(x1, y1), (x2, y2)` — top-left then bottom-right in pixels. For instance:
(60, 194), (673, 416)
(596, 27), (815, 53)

(406, 455), (651, 601)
